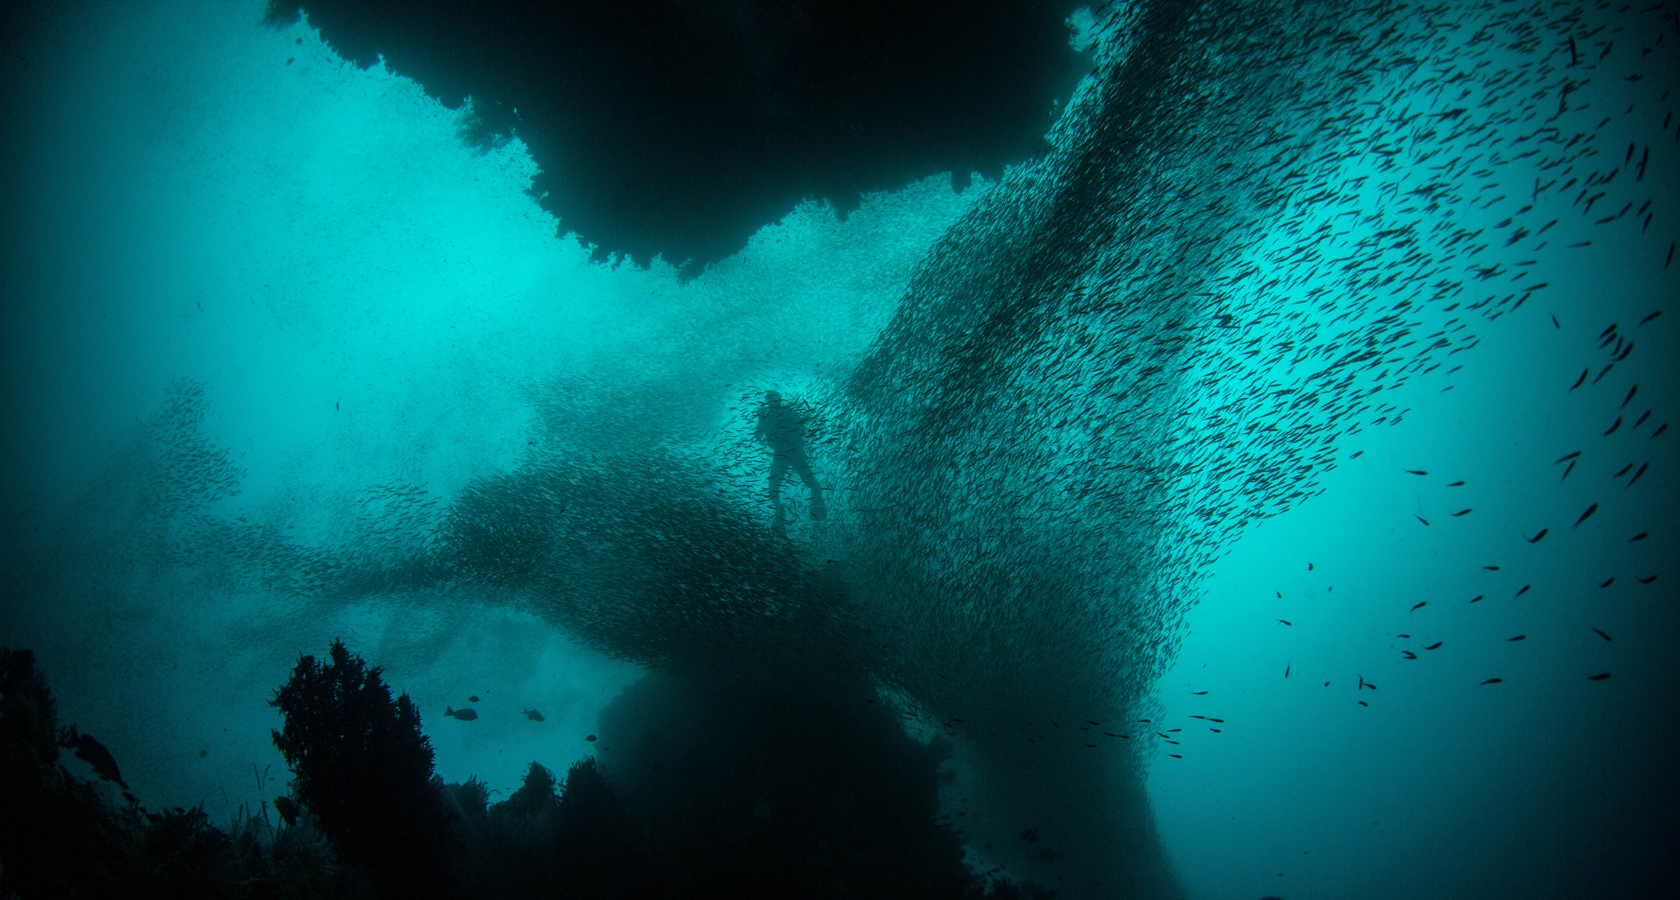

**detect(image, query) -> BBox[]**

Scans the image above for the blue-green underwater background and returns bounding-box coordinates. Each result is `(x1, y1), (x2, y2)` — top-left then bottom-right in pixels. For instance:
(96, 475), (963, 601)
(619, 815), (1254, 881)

(1, 1), (1676, 897)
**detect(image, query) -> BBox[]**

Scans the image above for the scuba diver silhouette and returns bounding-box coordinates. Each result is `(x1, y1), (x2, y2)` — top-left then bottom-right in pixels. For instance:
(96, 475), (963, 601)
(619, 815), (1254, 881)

(754, 390), (826, 527)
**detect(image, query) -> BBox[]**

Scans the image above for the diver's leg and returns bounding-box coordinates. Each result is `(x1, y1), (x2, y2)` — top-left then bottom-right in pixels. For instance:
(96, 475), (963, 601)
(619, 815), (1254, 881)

(788, 448), (825, 519)
(768, 453), (789, 523)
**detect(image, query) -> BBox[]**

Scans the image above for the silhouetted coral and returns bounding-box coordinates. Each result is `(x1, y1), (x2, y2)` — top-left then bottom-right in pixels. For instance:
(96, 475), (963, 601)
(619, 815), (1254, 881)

(6, 644), (1059, 899)
(590, 666), (980, 899)
(553, 757), (658, 897)
(270, 639), (460, 899)
(2, 648), (352, 900)
(1, 647), (136, 898)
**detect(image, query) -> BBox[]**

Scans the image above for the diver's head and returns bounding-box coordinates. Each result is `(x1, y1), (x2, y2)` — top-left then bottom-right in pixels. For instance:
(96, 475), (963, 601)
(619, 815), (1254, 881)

(764, 390), (782, 404)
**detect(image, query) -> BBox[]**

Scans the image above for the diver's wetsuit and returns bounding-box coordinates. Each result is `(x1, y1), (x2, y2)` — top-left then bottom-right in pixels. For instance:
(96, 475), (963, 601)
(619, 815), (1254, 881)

(755, 394), (825, 525)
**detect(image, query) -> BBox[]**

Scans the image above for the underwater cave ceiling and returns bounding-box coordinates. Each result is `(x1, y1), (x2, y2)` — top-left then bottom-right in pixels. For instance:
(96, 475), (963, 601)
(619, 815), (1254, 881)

(267, 0), (1088, 272)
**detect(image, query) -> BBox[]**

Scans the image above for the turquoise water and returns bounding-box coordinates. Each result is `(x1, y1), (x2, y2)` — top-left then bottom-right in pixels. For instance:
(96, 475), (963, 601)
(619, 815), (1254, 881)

(0, 1), (1674, 897)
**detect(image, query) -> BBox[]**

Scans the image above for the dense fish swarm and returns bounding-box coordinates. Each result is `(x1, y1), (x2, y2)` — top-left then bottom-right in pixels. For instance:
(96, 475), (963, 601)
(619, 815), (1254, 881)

(812, 0), (1672, 750)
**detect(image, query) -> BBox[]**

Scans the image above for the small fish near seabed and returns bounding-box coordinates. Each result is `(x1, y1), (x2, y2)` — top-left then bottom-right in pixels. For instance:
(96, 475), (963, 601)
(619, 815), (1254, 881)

(61, 726), (126, 788)
(523, 708), (545, 721)
(444, 706), (478, 721)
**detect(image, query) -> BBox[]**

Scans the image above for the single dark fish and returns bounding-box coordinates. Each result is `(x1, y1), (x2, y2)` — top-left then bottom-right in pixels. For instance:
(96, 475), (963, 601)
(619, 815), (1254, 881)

(1555, 451), (1582, 463)
(273, 795), (299, 827)
(1424, 642), (1443, 650)
(1575, 503), (1599, 527)
(1452, 509), (1472, 517)
(1628, 463), (1648, 486)
(1587, 673), (1612, 681)
(1402, 651), (1417, 659)
(64, 729), (125, 788)
(1483, 566), (1500, 571)
(1604, 418), (1621, 436)
(1638, 575), (1657, 584)
(1601, 577), (1615, 588)
(1622, 385), (1638, 408)
(1208, 718), (1225, 723)
(1481, 678), (1503, 685)
(1551, 315), (1560, 329)
(1358, 674), (1364, 690)
(1568, 369), (1588, 391)
(585, 734), (598, 742)
(1469, 595), (1484, 603)
(1527, 528), (1549, 543)
(1630, 532), (1648, 542)
(1209, 728), (1222, 733)
(1278, 619), (1292, 626)
(444, 706), (478, 721)
(1634, 410), (1650, 428)
(1168, 754), (1183, 758)
(1405, 469), (1428, 475)
(1639, 310), (1661, 326)
(468, 695), (480, 703)
(1284, 664), (1290, 678)
(1397, 634), (1411, 639)
(1508, 635), (1526, 642)
(1516, 585), (1531, 597)
(1411, 601), (1427, 613)
(1614, 463), (1633, 477)
(1653, 423), (1668, 440)
(1191, 691), (1208, 695)
(1416, 514), (1431, 526)
(1561, 460), (1576, 482)
(1308, 562), (1314, 571)
(523, 708), (545, 721)
(1592, 628), (1612, 642)
(1448, 480), (1466, 486)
